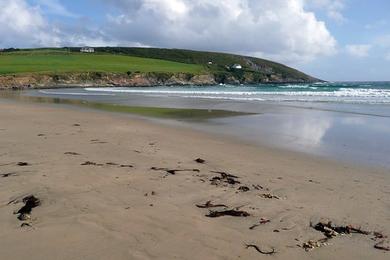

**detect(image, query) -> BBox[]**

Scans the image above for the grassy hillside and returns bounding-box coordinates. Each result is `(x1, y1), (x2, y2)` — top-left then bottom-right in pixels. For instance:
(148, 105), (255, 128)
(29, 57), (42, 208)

(0, 49), (205, 75)
(0, 47), (318, 84)
(92, 47), (316, 81)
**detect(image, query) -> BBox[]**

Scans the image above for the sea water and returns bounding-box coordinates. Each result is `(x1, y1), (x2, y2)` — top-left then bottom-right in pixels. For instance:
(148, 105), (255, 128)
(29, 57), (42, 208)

(27, 82), (390, 169)
(83, 82), (390, 104)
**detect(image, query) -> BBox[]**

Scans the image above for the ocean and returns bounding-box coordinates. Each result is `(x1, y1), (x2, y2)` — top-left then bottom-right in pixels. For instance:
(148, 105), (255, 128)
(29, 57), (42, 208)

(23, 82), (390, 169)
(82, 82), (390, 104)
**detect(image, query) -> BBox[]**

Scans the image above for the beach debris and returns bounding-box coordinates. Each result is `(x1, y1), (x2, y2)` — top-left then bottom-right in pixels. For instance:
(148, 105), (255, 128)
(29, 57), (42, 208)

(81, 161), (103, 166)
(106, 162), (119, 166)
(206, 209), (250, 218)
(150, 167), (200, 175)
(1, 172), (18, 178)
(90, 139), (107, 144)
(252, 184), (264, 190)
(15, 195), (41, 221)
(249, 218), (271, 230)
(81, 161), (133, 168)
(37, 134), (45, 137)
(73, 124), (81, 127)
(245, 244), (276, 255)
(119, 164), (134, 168)
(21, 222), (32, 228)
(238, 186), (250, 192)
(302, 221), (388, 252)
(196, 201), (228, 209)
(259, 193), (280, 199)
(312, 221), (370, 238)
(17, 162), (29, 166)
(374, 240), (390, 251)
(144, 191), (156, 197)
(64, 152), (81, 156)
(302, 239), (329, 251)
(210, 171), (240, 186)
(373, 231), (387, 240)
(195, 158), (206, 164)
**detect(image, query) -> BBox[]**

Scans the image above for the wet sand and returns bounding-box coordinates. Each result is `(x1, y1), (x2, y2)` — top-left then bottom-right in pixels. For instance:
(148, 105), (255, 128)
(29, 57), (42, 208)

(0, 100), (389, 260)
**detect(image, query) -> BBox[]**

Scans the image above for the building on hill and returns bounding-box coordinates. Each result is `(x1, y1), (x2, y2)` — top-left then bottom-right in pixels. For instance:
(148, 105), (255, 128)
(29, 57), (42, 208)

(231, 64), (242, 69)
(80, 47), (95, 53)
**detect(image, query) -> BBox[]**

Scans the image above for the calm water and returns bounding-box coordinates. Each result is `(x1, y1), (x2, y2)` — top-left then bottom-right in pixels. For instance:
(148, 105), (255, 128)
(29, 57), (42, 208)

(23, 82), (390, 169)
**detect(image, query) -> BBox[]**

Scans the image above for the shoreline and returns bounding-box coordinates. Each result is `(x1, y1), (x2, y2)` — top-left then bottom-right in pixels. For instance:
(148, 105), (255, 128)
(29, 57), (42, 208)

(0, 71), (319, 90)
(0, 100), (389, 259)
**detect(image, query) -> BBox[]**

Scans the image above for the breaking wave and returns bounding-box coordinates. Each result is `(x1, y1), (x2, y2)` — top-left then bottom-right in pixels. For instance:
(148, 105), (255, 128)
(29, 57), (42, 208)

(83, 83), (390, 104)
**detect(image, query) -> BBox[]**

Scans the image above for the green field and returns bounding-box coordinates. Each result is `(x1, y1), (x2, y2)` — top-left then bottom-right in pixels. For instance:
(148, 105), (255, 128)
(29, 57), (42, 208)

(0, 50), (205, 75)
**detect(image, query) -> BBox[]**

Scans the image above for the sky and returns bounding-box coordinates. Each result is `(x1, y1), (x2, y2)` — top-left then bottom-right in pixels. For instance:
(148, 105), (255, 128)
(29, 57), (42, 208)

(0, 0), (389, 81)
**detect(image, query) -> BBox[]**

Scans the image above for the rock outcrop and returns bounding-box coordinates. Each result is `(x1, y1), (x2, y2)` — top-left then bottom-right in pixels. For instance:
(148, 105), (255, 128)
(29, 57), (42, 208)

(0, 71), (316, 90)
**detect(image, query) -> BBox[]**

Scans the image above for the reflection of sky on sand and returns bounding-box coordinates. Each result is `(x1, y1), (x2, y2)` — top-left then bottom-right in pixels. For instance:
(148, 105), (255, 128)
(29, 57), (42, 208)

(279, 116), (333, 147)
(208, 108), (390, 168)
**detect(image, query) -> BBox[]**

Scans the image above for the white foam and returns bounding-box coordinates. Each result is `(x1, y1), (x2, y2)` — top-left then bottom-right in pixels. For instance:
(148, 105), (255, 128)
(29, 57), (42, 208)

(39, 90), (115, 96)
(84, 87), (390, 104)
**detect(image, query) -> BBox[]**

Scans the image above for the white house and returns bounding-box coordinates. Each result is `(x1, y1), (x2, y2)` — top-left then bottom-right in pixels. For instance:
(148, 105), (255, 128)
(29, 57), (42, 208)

(231, 64), (242, 69)
(80, 47), (95, 53)
(208, 61), (213, 65)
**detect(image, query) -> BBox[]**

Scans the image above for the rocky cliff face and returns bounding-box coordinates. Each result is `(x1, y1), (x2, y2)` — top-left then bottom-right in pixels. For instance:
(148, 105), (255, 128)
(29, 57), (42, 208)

(0, 71), (315, 90)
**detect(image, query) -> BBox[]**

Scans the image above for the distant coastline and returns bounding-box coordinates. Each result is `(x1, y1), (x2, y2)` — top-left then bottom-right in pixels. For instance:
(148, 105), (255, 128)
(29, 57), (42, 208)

(0, 47), (320, 90)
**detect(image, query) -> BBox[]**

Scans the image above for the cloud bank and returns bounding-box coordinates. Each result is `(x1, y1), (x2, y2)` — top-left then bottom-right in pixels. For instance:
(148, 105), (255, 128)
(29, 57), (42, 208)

(0, 0), (61, 47)
(0, 0), (337, 64)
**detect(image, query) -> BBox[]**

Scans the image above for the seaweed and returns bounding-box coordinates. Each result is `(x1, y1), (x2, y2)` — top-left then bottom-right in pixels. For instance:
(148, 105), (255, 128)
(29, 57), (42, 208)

(206, 209), (250, 218)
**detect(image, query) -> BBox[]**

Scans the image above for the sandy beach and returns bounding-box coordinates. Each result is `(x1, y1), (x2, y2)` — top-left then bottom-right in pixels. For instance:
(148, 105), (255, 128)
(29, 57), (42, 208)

(0, 100), (389, 260)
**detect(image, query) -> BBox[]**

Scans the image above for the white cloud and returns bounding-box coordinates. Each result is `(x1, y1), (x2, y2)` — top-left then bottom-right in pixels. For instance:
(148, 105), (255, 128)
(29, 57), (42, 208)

(0, 0), (337, 64)
(364, 19), (388, 30)
(345, 44), (371, 58)
(35, 0), (77, 18)
(306, 0), (346, 22)
(0, 0), (61, 47)
(104, 0), (337, 63)
(0, 0), (110, 48)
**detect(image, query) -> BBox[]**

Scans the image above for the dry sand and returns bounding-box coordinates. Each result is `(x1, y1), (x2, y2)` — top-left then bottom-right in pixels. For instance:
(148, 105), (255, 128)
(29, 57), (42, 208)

(0, 100), (389, 260)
